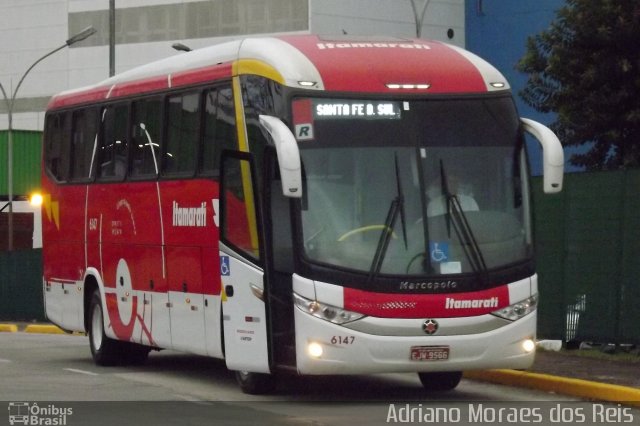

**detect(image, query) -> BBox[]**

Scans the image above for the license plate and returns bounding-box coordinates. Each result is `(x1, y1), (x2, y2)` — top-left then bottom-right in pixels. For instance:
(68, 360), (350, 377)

(410, 346), (450, 361)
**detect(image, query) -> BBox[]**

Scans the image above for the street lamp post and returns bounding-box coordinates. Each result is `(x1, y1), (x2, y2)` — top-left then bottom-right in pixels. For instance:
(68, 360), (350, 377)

(410, 0), (431, 38)
(1, 26), (96, 251)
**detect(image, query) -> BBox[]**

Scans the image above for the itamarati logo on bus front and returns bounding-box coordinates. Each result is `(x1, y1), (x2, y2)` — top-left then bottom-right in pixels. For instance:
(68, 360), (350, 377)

(7, 402), (73, 425)
(445, 297), (499, 310)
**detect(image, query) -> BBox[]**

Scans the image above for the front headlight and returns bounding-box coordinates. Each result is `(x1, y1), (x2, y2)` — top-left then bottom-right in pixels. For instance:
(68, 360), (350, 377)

(293, 293), (365, 324)
(491, 294), (538, 321)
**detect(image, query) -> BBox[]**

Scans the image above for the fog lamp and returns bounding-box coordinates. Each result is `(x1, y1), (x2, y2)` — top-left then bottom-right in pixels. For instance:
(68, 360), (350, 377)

(522, 339), (536, 353)
(308, 342), (323, 358)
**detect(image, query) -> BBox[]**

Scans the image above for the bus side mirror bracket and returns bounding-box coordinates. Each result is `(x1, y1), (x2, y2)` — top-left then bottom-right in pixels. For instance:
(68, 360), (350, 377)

(521, 118), (564, 193)
(259, 115), (302, 198)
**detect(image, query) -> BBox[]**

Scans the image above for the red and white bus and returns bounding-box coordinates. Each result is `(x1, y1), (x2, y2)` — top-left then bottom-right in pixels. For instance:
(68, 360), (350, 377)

(41, 35), (563, 394)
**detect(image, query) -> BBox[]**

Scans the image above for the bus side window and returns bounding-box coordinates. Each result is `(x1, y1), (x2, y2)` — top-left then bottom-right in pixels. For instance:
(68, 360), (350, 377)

(131, 97), (162, 177)
(201, 85), (236, 175)
(221, 153), (261, 262)
(44, 113), (71, 182)
(70, 108), (98, 181)
(98, 104), (129, 180)
(164, 92), (200, 176)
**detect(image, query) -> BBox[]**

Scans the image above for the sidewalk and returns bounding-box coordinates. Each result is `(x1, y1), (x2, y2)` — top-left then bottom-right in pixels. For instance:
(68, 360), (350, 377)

(465, 348), (640, 406)
(2, 322), (639, 404)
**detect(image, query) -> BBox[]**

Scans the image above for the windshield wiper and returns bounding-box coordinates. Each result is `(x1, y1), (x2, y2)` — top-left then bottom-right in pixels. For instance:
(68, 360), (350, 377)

(439, 160), (488, 282)
(367, 153), (407, 283)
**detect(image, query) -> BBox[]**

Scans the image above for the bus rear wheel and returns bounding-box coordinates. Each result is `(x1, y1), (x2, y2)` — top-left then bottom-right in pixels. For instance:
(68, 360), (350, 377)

(418, 371), (462, 391)
(235, 371), (276, 395)
(88, 289), (123, 366)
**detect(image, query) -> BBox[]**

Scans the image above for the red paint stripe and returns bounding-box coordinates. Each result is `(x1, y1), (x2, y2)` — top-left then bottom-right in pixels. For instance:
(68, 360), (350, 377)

(47, 63), (233, 110)
(171, 63), (233, 88)
(343, 286), (510, 318)
(110, 75), (168, 98)
(48, 86), (112, 109)
(105, 293), (138, 340)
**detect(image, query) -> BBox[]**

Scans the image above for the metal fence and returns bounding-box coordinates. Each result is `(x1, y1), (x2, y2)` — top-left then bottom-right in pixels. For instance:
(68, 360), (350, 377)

(534, 169), (640, 344)
(0, 249), (45, 321)
(0, 130), (42, 197)
(1, 170), (638, 343)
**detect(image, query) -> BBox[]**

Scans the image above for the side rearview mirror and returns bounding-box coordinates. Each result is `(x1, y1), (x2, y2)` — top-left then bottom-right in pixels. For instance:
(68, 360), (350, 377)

(521, 118), (564, 193)
(259, 115), (302, 198)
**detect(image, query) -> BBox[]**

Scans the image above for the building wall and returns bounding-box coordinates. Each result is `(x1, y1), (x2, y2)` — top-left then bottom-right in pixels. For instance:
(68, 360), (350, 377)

(309, 0), (464, 44)
(0, 0), (70, 131)
(0, 0), (465, 132)
(465, 0), (565, 175)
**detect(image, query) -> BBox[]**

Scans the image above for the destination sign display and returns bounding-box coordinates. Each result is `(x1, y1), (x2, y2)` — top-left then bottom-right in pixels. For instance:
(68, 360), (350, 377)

(313, 100), (402, 120)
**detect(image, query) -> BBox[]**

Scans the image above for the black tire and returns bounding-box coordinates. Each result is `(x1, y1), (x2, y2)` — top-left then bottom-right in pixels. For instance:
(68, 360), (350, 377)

(418, 371), (463, 391)
(235, 370), (276, 395)
(88, 289), (124, 366)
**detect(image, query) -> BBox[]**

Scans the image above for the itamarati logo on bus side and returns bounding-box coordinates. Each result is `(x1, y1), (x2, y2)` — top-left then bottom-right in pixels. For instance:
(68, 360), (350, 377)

(172, 201), (207, 227)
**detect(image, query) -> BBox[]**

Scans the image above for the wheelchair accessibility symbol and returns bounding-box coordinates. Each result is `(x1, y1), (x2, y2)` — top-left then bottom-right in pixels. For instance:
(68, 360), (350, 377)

(220, 256), (230, 276)
(429, 242), (449, 263)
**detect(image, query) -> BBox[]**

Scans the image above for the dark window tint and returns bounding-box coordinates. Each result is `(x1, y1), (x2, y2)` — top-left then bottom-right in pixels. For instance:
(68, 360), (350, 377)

(164, 92), (199, 175)
(131, 98), (162, 177)
(201, 86), (236, 175)
(241, 75), (284, 184)
(44, 113), (71, 182)
(98, 104), (129, 180)
(70, 108), (98, 181)
(221, 154), (260, 261)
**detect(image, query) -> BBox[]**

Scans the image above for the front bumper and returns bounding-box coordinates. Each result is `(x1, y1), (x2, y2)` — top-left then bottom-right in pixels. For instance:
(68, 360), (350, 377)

(294, 307), (536, 375)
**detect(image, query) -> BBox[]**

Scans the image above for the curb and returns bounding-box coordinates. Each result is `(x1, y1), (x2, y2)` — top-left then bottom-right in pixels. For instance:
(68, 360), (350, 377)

(0, 323), (85, 335)
(464, 369), (640, 407)
(24, 324), (67, 335)
(0, 324), (18, 333)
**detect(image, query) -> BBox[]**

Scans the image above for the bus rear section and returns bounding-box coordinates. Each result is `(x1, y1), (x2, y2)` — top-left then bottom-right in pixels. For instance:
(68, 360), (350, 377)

(41, 35), (563, 394)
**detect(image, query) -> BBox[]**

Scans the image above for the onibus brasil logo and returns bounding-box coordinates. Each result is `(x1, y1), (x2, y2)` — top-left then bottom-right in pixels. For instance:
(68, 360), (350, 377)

(8, 402), (73, 425)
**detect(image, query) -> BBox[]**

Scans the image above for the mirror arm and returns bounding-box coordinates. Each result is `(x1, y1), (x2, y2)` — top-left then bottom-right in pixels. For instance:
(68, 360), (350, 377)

(521, 118), (564, 193)
(259, 115), (303, 198)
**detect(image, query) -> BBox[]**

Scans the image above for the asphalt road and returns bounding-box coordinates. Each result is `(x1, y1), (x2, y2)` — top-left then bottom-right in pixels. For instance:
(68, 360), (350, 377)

(1, 333), (638, 426)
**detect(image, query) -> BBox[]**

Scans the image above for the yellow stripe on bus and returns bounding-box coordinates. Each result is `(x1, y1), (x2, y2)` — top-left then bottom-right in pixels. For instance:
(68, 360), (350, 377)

(232, 59), (285, 85)
(232, 75), (260, 255)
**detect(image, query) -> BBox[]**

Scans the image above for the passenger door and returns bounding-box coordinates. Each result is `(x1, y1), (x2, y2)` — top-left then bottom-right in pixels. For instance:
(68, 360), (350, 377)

(219, 151), (270, 373)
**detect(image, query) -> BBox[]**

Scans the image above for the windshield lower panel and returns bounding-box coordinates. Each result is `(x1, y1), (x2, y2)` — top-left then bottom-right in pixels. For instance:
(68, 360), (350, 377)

(295, 96), (533, 289)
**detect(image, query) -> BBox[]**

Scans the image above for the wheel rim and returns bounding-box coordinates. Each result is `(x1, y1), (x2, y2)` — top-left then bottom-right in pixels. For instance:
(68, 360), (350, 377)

(91, 303), (104, 350)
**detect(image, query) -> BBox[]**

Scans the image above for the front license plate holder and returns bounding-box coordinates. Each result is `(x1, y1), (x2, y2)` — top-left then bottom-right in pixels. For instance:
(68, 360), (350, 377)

(410, 346), (450, 361)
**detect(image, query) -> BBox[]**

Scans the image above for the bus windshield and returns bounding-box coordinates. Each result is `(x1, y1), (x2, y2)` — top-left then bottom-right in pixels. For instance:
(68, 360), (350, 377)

(295, 95), (531, 277)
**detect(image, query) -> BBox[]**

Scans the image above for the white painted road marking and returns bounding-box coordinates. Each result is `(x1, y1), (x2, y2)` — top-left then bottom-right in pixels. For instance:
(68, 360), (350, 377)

(64, 368), (99, 376)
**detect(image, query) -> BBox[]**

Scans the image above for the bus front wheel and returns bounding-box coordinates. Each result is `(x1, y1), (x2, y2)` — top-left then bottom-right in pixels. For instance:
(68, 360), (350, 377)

(88, 289), (123, 366)
(418, 371), (462, 391)
(235, 371), (276, 395)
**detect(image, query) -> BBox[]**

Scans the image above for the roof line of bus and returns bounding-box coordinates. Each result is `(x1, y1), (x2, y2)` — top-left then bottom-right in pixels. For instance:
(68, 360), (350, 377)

(47, 34), (510, 110)
(47, 36), (322, 110)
